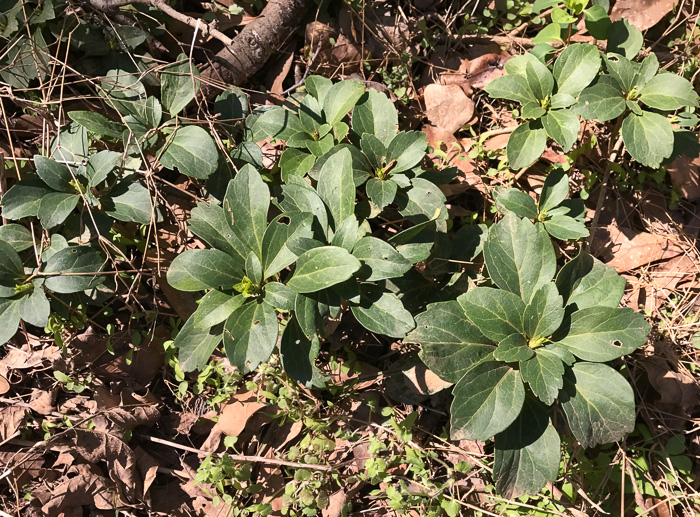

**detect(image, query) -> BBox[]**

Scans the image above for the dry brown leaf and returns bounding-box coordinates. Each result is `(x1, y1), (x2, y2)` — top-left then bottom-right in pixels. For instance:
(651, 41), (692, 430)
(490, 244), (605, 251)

(306, 21), (337, 52)
(0, 373), (9, 395)
(0, 405), (27, 440)
(591, 225), (684, 272)
(322, 489), (348, 517)
(610, 0), (674, 30)
(267, 52), (294, 95)
(639, 356), (699, 419)
(29, 389), (55, 415)
(31, 464), (115, 516)
(217, 391), (266, 437)
(423, 84), (475, 134)
(0, 343), (61, 370)
(667, 155), (700, 202)
(402, 364), (453, 395)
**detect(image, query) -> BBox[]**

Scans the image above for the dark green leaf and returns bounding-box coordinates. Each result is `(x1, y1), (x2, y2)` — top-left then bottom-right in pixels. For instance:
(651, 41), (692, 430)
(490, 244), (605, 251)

(458, 287), (526, 341)
(38, 193), (80, 229)
(539, 169), (569, 213)
(279, 148), (316, 182)
(161, 53), (200, 115)
(263, 282), (295, 311)
(560, 362), (635, 447)
(386, 131), (428, 173)
(556, 251), (625, 310)
(44, 246), (104, 293)
(494, 397), (560, 498)
(34, 155), (73, 192)
(225, 165), (270, 258)
(484, 74), (536, 105)
(68, 111), (125, 140)
(398, 178), (448, 230)
(1, 178), (53, 220)
(51, 124), (88, 172)
(189, 202), (246, 264)
(175, 315), (223, 372)
(606, 19), (643, 60)
(159, 125), (218, 179)
(494, 333), (534, 362)
(525, 60), (554, 101)
(524, 283), (564, 340)
(261, 211), (313, 278)
(193, 290), (245, 329)
(519, 348), (565, 405)
(331, 215), (359, 252)
(352, 236), (411, 281)
(103, 181), (153, 224)
(409, 301), (494, 383)
(493, 188), (538, 219)
(18, 284), (50, 327)
(167, 249), (243, 291)
(521, 102), (546, 119)
(451, 361), (525, 441)
(352, 89), (399, 147)
(507, 122), (547, 169)
(223, 300), (278, 372)
(316, 148), (355, 230)
(288, 246), (361, 293)
(305, 75), (333, 104)
(295, 293), (320, 340)
(634, 53), (659, 88)
(351, 284), (414, 338)
(574, 77), (625, 121)
(255, 107), (306, 140)
(245, 252), (263, 284)
(484, 213), (556, 303)
(543, 214), (589, 240)
(0, 298), (21, 346)
(532, 22), (563, 43)
(604, 53), (636, 92)
(280, 319), (325, 388)
(322, 80), (365, 125)
(85, 150), (120, 187)
(0, 224), (33, 252)
(360, 133), (386, 169)
(550, 93), (576, 109)
(621, 111), (674, 168)
(556, 306), (650, 361)
(638, 72), (699, 111)
(584, 5), (612, 40)
(542, 109), (580, 152)
(366, 178), (397, 212)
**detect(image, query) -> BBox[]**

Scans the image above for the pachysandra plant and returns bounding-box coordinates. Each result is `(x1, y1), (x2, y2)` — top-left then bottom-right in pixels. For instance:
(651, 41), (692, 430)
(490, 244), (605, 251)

(406, 213), (651, 498)
(0, 234), (105, 346)
(485, 15), (699, 169)
(493, 169), (588, 240)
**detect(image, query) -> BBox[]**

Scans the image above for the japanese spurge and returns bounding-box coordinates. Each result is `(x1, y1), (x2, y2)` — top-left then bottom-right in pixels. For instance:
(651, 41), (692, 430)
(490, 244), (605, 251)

(407, 213), (650, 497)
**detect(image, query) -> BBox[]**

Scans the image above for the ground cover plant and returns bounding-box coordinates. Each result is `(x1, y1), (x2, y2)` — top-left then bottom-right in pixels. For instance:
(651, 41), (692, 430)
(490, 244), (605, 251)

(0, 0), (699, 515)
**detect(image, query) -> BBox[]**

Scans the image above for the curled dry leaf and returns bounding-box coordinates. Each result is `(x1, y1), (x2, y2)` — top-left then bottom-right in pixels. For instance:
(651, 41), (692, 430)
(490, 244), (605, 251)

(217, 390), (266, 437)
(30, 464), (115, 517)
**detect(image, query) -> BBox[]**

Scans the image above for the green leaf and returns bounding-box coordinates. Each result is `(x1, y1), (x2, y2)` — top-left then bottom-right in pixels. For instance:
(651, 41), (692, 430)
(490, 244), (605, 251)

(279, 179), (329, 238)
(621, 111), (674, 168)
(386, 131), (428, 173)
(294, 293), (320, 340)
(159, 125), (218, 179)
(161, 53), (200, 115)
(493, 188), (538, 219)
(85, 150), (120, 187)
(556, 251), (625, 310)
(494, 397), (560, 498)
(223, 300), (278, 373)
(352, 236), (411, 281)
(263, 281), (295, 311)
(279, 148), (316, 182)
(532, 22), (563, 43)
(68, 111), (125, 140)
(360, 133), (386, 169)
(366, 178), (397, 212)
(38, 193), (80, 229)
(521, 102), (547, 119)
(225, 165), (270, 258)
(255, 107), (306, 141)
(305, 75), (333, 104)
(103, 181), (153, 224)
(188, 203), (246, 264)
(175, 315), (223, 372)
(542, 109), (580, 152)
(584, 5), (612, 40)
(193, 290), (245, 329)
(351, 284), (414, 338)
(34, 155), (74, 192)
(539, 169), (569, 213)
(44, 246), (104, 294)
(484, 75), (536, 105)
(544, 214), (589, 240)
(142, 96), (163, 129)
(507, 122), (547, 169)
(409, 301), (494, 384)
(556, 306), (650, 361)
(316, 148), (355, 230)
(51, 124), (88, 172)
(0, 224), (33, 252)
(560, 362), (635, 447)
(0, 298), (21, 346)
(604, 53), (636, 93)
(634, 53), (659, 88)
(574, 77), (625, 121)
(520, 348), (565, 405)
(458, 287), (526, 341)
(1, 179), (53, 220)
(551, 6), (576, 23)
(638, 72), (699, 111)
(331, 214), (359, 252)
(280, 319), (325, 388)
(352, 89), (398, 147)
(0, 239), (25, 286)
(18, 284), (50, 327)
(167, 249), (243, 291)
(245, 252), (263, 284)
(494, 333), (535, 362)
(322, 80), (365, 126)
(288, 246), (361, 293)
(450, 361), (525, 441)
(484, 214), (556, 303)
(261, 212), (313, 278)
(524, 283), (565, 340)
(398, 178), (448, 230)
(606, 19), (643, 59)
(550, 93), (576, 109)
(525, 60), (554, 101)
